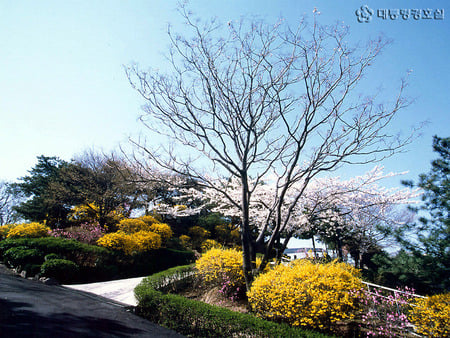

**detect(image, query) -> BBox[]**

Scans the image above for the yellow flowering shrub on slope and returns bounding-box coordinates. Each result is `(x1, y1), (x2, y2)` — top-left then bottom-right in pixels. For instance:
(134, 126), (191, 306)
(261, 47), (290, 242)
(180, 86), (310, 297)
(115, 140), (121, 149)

(196, 247), (264, 298)
(6, 222), (51, 239)
(247, 259), (363, 330)
(409, 293), (450, 337)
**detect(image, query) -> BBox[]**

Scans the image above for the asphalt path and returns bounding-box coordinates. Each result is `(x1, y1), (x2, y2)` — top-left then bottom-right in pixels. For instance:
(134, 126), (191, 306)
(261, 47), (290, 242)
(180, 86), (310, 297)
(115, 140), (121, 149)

(0, 265), (184, 337)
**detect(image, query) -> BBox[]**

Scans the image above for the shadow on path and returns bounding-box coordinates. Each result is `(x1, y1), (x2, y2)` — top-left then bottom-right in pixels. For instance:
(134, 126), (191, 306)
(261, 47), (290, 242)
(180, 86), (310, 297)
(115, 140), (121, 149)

(0, 266), (183, 337)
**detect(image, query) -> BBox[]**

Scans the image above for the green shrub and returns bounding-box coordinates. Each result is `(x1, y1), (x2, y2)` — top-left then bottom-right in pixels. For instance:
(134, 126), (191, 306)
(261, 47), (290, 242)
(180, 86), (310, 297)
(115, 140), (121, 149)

(23, 263), (42, 277)
(3, 246), (44, 268)
(134, 267), (330, 338)
(40, 259), (79, 284)
(0, 237), (112, 268)
(44, 253), (61, 261)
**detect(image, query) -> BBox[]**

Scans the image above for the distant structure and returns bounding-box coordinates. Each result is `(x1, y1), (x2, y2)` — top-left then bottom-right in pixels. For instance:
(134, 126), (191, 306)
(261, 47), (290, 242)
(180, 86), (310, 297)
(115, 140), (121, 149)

(284, 247), (327, 260)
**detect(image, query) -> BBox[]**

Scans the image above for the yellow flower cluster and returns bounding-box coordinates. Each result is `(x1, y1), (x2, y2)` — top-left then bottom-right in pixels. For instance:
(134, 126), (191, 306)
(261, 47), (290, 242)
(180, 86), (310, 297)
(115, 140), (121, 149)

(117, 218), (150, 233)
(97, 230), (161, 255)
(139, 215), (161, 225)
(179, 234), (191, 249)
(97, 216), (172, 254)
(149, 223), (173, 241)
(4, 222), (51, 239)
(196, 248), (245, 288)
(200, 239), (221, 252)
(409, 293), (450, 337)
(247, 259), (363, 330)
(196, 248), (264, 292)
(0, 223), (18, 239)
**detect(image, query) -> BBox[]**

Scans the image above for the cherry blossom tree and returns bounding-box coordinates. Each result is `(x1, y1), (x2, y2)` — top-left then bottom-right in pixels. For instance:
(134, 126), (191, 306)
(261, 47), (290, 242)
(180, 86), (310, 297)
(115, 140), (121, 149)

(127, 6), (418, 289)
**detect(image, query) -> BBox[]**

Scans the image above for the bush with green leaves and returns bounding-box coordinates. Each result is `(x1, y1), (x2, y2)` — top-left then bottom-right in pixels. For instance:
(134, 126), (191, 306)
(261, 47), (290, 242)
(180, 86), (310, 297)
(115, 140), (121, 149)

(40, 259), (79, 283)
(3, 246), (44, 268)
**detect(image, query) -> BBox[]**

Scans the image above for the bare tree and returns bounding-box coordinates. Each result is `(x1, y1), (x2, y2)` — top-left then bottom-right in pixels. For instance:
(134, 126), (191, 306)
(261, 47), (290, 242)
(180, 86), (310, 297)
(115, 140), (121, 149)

(126, 6), (417, 290)
(0, 181), (23, 226)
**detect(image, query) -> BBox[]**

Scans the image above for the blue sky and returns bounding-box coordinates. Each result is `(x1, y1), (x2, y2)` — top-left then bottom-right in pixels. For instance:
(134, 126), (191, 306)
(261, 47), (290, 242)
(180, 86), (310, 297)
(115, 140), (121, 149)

(1, 0), (448, 187)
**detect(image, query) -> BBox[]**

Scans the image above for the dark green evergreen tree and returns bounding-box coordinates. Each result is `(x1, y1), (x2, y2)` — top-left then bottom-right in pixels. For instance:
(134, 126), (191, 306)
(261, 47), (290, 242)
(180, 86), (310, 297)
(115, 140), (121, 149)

(393, 136), (450, 293)
(12, 156), (74, 227)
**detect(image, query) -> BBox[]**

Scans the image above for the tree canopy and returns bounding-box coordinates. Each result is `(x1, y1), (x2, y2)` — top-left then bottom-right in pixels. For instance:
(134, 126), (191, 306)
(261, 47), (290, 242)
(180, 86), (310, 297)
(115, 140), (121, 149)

(128, 7), (416, 289)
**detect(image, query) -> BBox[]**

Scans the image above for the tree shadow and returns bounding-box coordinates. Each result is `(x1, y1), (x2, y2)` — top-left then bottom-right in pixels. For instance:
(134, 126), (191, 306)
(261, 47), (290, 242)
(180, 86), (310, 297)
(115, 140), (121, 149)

(0, 298), (147, 337)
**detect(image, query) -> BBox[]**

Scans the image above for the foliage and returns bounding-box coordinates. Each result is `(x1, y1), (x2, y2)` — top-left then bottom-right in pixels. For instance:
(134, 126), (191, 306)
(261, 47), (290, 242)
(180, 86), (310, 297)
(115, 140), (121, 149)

(128, 5), (415, 291)
(139, 215), (161, 225)
(149, 223), (173, 241)
(117, 218), (150, 233)
(134, 268), (330, 338)
(40, 258), (79, 283)
(247, 260), (363, 331)
(179, 235), (191, 249)
(6, 222), (50, 239)
(360, 286), (416, 337)
(137, 264), (195, 293)
(97, 230), (161, 254)
(49, 222), (105, 245)
(0, 237), (112, 270)
(200, 239), (221, 252)
(398, 136), (450, 293)
(196, 248), (264, 298)
(12, 156), (74, 227)
(0, 237), (194, 282)
(188, 225), (210, 250)
(409, 293), (450, 337)
(3, 246), (44, 267)
(0, 181), (23, 225)
(0, 223), (17, 240)
(133, 230), (162, 251)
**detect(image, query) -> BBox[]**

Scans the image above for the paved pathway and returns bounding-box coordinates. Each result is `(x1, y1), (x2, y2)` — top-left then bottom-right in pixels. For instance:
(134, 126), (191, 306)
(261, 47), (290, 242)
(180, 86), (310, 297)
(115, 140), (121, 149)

(64, 277), (145, 306)
(0, 266), (183, 337)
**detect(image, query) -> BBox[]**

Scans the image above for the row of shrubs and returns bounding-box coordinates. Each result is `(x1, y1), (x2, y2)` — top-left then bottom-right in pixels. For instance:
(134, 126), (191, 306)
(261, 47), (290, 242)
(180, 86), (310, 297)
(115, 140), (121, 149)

(0, 237), (195, 284)
(134, 265), (331, 338)
(194, 248), (450, 337)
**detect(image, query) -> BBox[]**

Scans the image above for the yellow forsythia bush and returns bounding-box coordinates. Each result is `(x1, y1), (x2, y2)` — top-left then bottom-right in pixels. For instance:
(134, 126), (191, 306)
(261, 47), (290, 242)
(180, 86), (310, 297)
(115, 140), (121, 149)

(97, 232), (137, 254)
(139, 215), (161, 225)
(196, 248), (264, 297)
(117, 218), (150, 233)
(247, 259), (363, 330)
(133, 230), (162, 251)
(200, 239), (221, 252)
(409, 293), (450, 337)
(149, 223), (173, 241)
(97, 231), (162, 254)
(179, 234), (191, 249)
(6, 222), (51, 239)
(0, 223), (18, 239)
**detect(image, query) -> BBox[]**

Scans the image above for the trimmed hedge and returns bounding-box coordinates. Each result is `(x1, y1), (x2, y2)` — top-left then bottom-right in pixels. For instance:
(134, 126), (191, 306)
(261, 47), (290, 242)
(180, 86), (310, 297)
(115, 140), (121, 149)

(134, 267), (331, 338)
(3, 247), (45, 267)
(41, 259), (79, 284)
(0, 237), (195, 283)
